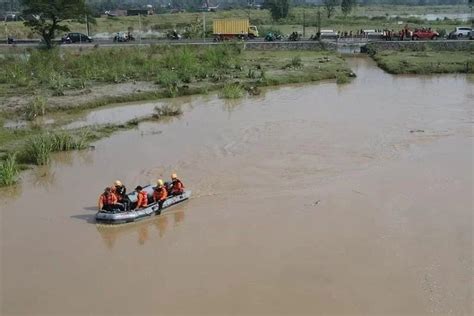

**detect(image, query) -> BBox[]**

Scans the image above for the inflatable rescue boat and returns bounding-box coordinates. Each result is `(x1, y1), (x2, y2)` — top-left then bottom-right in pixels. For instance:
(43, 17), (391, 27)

(95, 184), (191, 224)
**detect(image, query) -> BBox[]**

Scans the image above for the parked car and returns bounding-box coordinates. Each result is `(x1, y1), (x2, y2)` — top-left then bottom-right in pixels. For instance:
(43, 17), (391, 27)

(411, 28), (439, 40)
(62, 32), (93, 44)
(319, 29), (338, 39)
(448, 27), (472, 39)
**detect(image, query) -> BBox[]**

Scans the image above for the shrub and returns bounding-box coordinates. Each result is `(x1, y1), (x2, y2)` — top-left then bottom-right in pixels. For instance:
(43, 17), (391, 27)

(157, 70), (180, 97)
(0, 153), (19, 186)
(20, 131), (89, 165)
(284, 56), (303, 69)
(291, 56), (303, 68)
(336, 73), (350, 84)
(219, 83), (244, 99)
(25, 96), (48, 121)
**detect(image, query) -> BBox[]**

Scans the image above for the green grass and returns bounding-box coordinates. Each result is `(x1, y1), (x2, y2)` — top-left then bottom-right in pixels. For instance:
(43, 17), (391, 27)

(25, 96), (48, 120)
(19, 131), (89, 165)
(219, 83), (245, 99)
(0, 153), (19, 186)
(372, 51), (474, 74)
(336, 73), (350, 84)
(0, 44), (243, 96)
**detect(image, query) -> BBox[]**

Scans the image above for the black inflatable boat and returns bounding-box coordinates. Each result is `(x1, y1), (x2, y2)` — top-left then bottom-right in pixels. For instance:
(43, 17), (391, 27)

(95, 184), (191, 224)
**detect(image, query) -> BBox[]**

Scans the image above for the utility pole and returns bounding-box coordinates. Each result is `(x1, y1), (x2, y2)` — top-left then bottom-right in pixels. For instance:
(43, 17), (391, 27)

(470, 0), (473, 32)
(4, 15), (8, 43)
(85, 14), (90, 36)
(317, 6), (321, 39)
(303, 8), (306, 38)
(203, 11), (206, 42)
(138, 13), (142, 44)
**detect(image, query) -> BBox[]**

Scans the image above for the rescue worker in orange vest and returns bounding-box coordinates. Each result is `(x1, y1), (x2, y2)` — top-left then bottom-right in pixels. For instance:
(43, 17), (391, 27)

(153, 179), (168, 209)
(170, 173), (184, 196)
(98, 187), (123, 212)
(134, 185), (148, 210)
(112, 180), (129, 211)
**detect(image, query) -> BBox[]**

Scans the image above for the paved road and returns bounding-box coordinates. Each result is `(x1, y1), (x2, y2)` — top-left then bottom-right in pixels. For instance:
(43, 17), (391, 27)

(0, 38), (471, 48)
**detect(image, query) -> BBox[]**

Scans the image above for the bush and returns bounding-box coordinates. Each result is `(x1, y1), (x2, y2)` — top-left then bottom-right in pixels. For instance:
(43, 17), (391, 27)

(291, 56), (303, 68)
(0, 153), (19, 186)
(20, 131), (89, 165)
(219, 83), (244, 99)
(157, 70), (180, 97)
(25, 96), (48, 121)
(336, 73), (350, 84)
(284, 56), (303, 69)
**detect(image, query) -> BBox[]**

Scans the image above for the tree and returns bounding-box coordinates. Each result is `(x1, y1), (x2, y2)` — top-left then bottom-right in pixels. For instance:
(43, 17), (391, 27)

(340, 0), (355, 16)
(21, 0), (89, 49)
(323, 0), (339, 19)
(264, 0), (291, 21)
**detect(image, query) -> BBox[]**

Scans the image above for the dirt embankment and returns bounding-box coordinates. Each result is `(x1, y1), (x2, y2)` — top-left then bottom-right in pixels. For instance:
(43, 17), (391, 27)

(0, 81), (159, 114)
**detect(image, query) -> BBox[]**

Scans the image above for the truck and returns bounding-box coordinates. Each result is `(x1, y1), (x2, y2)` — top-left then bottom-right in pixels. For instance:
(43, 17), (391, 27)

(213, 19), (259, 41)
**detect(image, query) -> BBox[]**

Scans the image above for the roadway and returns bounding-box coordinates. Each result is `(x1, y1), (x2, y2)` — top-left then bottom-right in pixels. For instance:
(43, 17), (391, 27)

(0, 38), (471, 48)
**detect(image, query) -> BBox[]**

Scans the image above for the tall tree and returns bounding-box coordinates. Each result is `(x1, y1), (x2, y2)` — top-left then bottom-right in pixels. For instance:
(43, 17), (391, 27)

(21, 0), (89, 48)
(323, 0), (339, 19)
(340, 0), (355, 16)
(264, 0), (290, 21)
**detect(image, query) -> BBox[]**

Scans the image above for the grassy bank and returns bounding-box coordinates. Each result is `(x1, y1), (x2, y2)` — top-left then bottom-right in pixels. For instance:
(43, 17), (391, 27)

(372, 50), (474, 74)
(0, 46), (351, 114)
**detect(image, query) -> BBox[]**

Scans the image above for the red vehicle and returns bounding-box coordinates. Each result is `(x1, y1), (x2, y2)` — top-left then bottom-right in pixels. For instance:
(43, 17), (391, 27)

(412, 28), (439, 40)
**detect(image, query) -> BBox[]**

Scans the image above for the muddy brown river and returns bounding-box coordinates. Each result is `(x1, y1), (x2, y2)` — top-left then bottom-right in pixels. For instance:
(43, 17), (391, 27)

(1, 57), (472, 315)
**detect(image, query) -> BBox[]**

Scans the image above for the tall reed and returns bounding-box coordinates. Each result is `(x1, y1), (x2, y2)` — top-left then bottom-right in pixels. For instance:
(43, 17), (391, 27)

(0, 153), (19, 186)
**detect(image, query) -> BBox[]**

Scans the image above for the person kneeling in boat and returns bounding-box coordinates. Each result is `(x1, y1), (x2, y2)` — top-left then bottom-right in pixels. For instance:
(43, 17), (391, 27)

(154, 179), (168, 209)
(134, 186), (148, 210)
(112, 180), (129, 210)
(170, 173), (185, 196)
(113, 180), (127, 200)
(98, 187), (124, 212)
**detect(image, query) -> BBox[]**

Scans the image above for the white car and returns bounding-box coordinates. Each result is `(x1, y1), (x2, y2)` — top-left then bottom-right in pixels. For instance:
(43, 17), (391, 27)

(449, 27), (472, 39)
(319, 30), (338, 38)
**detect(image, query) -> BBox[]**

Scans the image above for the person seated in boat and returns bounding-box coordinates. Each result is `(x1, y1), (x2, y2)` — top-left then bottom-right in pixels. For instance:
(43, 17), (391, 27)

(98, 187), (124, 212)
(134, 185), (148, 210)
(170, 173), (185, 196)
(153, 179), (168, 209)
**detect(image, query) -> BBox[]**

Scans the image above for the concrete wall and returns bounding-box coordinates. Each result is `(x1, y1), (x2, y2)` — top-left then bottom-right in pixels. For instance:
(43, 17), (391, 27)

(244, 41), (338, 51)
(364, 40), (474, 52)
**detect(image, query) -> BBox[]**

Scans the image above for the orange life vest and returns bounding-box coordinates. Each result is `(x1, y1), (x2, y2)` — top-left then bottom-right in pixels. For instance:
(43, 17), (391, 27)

(153, 187), (168, 202)
(171, 179), (184, 194)
(100, 193), (117, 206)
(136, 190), (148, 208)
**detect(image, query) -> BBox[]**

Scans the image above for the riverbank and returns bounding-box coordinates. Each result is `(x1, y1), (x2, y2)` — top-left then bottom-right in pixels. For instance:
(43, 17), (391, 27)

(0, 46), (352, 186)
(364, 41), (474, 74)
(372, 50), (474, 74)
